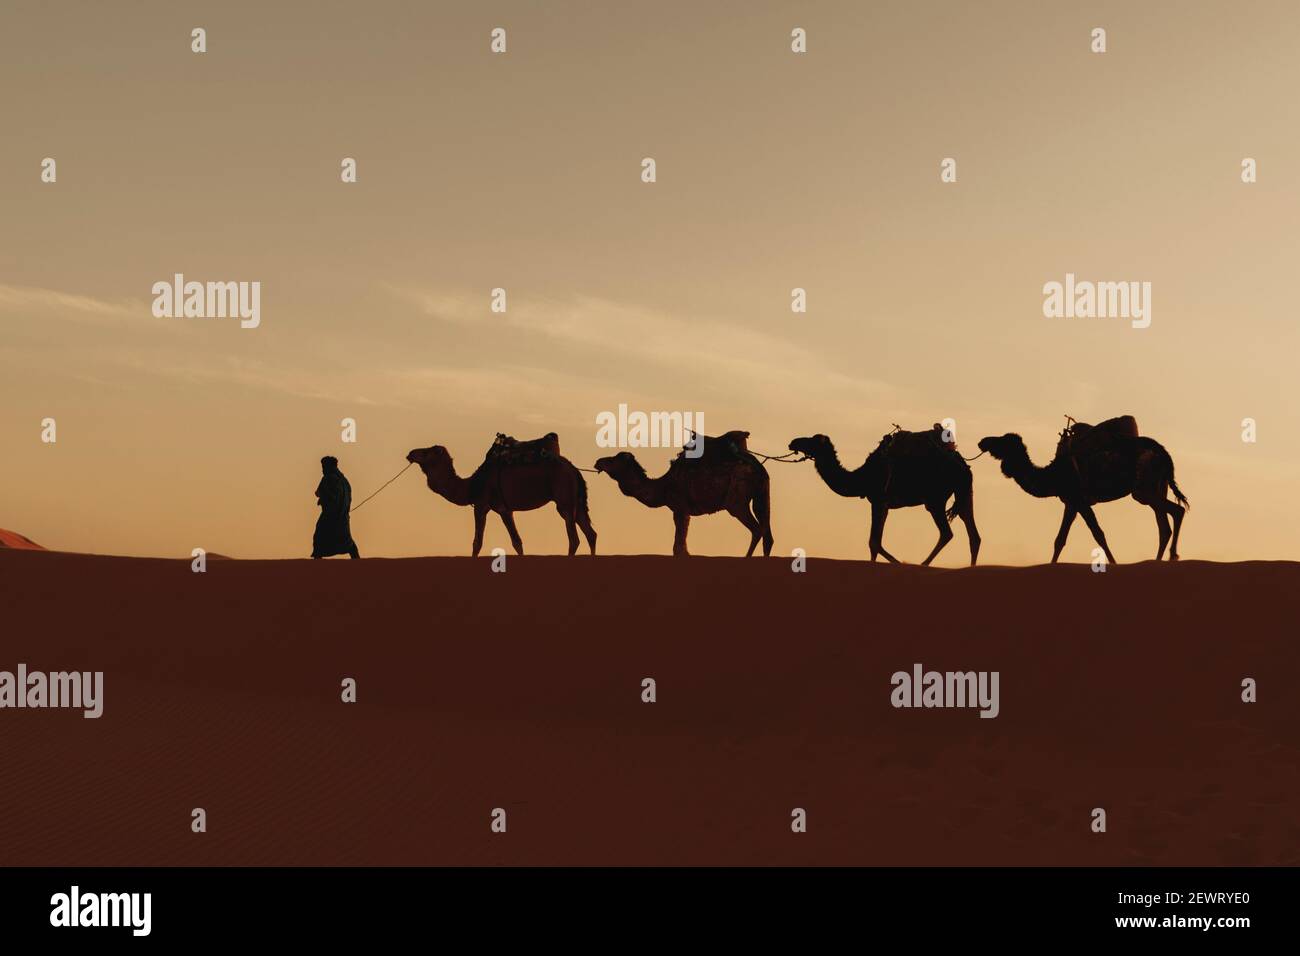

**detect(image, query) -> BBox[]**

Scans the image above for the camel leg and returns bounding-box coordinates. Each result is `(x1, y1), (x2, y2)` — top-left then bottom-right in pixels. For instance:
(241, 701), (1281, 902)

(751, 488), (774, 557)
(729, 502), (764, 557)
(569, 476), (597, 554)
(672, 511), (691, 557)
(921, 502), (954, 567)
(869, 502), (899, 563)
(578, 513), (597, 555)
(1078, 505), (1117, 566)
(958, 501), (981, 566)
(1133, 481), (1172, 562)
(555, 501), (580, 556)
(471, 504), (488, 557)
(499, 510), (525, 556)
(1152, 505), (1172, 561)
(1136, 478), (1185, 562)
(1165, 500), (1184, 561)
(1051, 506), (1077, 563)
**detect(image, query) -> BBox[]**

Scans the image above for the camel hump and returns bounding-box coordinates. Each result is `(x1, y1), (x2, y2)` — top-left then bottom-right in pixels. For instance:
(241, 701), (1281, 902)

(677, 430), (752, 465)
(1057, 415), (1140, 461)
(1096, 415), (1139, 439)
(873, 425), (957, 459)
(484, 431), (561, 467)
(930, 422), (957, 453)
(716, 429), (750, 452)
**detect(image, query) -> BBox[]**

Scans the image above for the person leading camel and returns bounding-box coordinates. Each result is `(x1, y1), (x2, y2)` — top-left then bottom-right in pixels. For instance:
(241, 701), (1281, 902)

(312, 455), (361, 559)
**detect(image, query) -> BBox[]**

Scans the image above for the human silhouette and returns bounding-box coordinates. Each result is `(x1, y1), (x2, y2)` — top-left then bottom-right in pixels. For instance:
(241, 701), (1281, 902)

(312, 456), (360, 559)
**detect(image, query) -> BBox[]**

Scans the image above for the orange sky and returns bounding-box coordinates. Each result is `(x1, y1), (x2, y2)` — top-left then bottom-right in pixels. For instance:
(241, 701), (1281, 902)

(3, 0), (1299, 564)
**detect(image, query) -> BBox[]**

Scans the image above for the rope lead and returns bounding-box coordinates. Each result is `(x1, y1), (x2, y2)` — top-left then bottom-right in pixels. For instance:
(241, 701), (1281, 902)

(350, 461), (414, 514)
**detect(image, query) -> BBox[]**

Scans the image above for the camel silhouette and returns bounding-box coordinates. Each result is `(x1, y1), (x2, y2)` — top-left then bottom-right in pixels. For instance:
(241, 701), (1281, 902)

(977, 416), (1188, 563)
(594, 432), (773, 557)
(406, 440), (596, 556)
(787, 428), (980, 565)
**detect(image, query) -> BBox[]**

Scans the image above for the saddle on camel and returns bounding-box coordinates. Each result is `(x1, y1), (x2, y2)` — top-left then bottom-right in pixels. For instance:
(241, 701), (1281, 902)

(575, 427), (770, 557)
(871, 423), (961, 498)
(468, 431), (565, 501)
(662, 429), (767, 521)
(875, 423), (958, 458)
(1054, 414), (1141, 481)
(482, 431), (561, 467)
(674, 429), (754, 466)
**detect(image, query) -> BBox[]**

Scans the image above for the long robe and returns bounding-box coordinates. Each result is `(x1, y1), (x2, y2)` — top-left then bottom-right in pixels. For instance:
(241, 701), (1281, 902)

(312, 468), (357, 558)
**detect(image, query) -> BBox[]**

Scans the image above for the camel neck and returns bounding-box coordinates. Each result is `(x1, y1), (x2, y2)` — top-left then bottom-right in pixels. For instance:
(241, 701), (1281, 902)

(626, 473), (668, 508)
(812, 446), (871, 498)
(428, 467), (475, 507)
(1003, 453), (1058, 499)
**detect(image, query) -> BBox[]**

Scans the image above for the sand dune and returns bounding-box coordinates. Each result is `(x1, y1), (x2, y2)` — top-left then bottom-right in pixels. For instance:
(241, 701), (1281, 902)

(1, 549), (1296, 865)
(0, 528), (44, 550)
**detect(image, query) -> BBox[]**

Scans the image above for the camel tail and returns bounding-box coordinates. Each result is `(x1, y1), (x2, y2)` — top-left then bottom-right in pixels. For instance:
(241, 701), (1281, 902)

(1145, 439), (1189, 510)
(1168, 471), (1189, 510)
(575, 468), (592, 521)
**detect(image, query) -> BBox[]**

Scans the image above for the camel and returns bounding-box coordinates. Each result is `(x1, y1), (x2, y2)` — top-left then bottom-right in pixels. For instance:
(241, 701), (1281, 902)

(787, 427), (980, 565)
(406, 437), (596, 556)
(593, 431), (773, 557)
(977, 416), (1188, 564)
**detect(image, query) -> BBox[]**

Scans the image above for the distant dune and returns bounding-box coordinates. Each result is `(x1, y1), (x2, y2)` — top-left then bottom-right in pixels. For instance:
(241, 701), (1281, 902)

(2, 550), (1296, 866)
(0, 528), (44, 550)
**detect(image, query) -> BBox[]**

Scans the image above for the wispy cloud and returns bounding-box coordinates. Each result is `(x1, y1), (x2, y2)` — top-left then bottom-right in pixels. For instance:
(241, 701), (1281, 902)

(0, 283), (142, 324)
(103, 348), (388, 406)
(2, 282), (899, 429)
(382, 285), (898, 404)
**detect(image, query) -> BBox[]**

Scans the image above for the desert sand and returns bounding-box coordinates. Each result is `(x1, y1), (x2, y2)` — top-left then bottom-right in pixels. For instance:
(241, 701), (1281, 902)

(1, 549), (1296, 866)
(0, 529), (44, 550)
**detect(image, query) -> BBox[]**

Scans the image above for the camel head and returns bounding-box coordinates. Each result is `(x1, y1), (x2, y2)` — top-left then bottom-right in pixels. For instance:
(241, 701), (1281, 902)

(788, 434), (833, 459)
(593, 451), (644, 482)
(406, 445), (453, 475)
(977, 434), (1035, 478)
(976, 434), (1027, 462)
